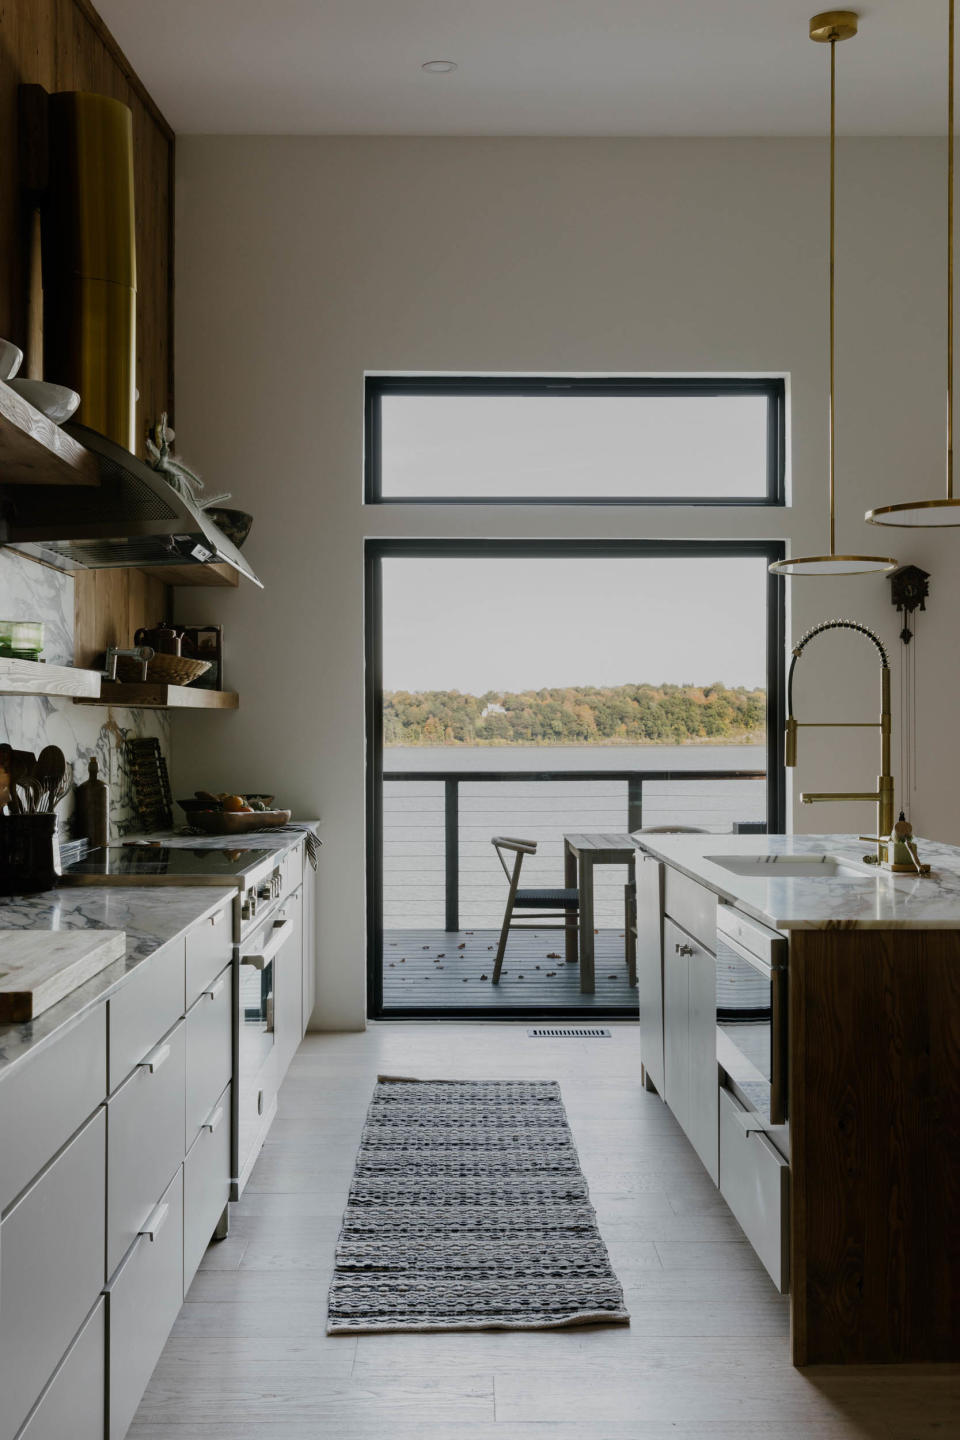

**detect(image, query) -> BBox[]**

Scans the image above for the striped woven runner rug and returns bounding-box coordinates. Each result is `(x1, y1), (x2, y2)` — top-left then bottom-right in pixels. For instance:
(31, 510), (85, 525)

(326, 1076), (629, 1334)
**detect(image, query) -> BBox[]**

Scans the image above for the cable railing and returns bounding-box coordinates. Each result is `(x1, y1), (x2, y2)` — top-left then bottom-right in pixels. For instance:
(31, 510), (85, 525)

(383, 767), (767, 931)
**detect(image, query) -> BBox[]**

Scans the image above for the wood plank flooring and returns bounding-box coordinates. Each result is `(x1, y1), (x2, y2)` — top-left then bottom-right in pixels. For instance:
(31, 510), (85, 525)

(383, 928), (636, 1011)
(129, 1024), (959, 1439)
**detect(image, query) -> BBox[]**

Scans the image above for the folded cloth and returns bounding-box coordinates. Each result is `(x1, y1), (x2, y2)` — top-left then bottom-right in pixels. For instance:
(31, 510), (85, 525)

(253, 822), (321, 870)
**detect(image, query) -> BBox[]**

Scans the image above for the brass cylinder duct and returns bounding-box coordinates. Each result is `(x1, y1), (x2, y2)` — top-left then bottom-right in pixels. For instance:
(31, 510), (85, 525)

(42, 91), (137, 452)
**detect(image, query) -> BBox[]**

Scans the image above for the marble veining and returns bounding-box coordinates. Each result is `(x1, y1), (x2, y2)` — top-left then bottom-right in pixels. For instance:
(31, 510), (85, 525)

(0, 885), (235, 1079)
(0, 548), (171, 840)
(633, 831), (960, 931)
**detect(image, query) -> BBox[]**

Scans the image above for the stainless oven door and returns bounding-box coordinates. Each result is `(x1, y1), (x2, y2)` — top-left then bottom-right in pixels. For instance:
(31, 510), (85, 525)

(716, 910), (788, 1126)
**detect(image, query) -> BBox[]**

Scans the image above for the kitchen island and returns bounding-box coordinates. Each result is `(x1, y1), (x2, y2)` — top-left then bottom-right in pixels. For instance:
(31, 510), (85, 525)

(631, 832), (960, 1367)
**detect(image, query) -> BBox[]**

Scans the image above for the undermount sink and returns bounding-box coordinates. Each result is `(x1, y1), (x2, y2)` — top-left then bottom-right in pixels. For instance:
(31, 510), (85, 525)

(704, 853), (874, 881)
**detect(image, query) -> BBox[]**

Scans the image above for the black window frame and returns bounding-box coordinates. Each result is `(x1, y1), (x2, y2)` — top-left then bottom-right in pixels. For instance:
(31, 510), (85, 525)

(366, 537), (787, 1021)
(364, 375), (786, 507)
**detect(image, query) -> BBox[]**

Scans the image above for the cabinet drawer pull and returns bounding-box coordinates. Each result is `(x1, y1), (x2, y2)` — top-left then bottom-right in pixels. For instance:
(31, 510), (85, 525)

(138, 1041), (171, 1074)
(139, 1200), (170, 1241)
(675, 942), (695, 956)
(202, 1104), (225, 1134)
(202, 975), (227, 1001)
(210, 911), (224, 927)
(241, 917), (292, 970)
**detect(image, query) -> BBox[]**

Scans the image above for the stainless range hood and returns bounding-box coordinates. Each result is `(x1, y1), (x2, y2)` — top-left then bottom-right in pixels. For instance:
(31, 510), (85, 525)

(3, 422), (262, 586)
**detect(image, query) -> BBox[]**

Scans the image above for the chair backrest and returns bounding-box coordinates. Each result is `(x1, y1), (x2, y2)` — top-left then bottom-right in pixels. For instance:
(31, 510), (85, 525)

(491, 836), (537, 883)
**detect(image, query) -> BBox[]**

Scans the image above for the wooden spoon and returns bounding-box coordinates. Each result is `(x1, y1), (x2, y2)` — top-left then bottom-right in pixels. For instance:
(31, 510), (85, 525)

(35, 746), (67, 813)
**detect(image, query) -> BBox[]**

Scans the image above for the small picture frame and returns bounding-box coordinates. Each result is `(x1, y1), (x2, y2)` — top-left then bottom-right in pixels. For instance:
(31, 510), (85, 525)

(179, 625), (223, 691)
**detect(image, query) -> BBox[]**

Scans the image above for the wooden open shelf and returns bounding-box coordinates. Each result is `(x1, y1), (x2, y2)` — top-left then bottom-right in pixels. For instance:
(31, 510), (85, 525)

(75, 683), (238, 710)
(0, 380), (99, 486)
(137, 560), (241, 588)
(0, 656), (101, 698)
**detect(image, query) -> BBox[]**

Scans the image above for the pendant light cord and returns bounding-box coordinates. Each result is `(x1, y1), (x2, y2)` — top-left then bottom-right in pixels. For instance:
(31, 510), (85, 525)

(829, 35), (838, 552)
(948, 0), (955, 499)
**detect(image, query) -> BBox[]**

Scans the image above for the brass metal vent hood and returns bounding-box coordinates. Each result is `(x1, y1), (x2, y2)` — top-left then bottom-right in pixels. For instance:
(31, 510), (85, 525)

(4, 422), (263, 586)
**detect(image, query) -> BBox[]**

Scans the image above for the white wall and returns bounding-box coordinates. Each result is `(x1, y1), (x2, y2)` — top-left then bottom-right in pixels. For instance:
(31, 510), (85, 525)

(173, 136), (960, 1030)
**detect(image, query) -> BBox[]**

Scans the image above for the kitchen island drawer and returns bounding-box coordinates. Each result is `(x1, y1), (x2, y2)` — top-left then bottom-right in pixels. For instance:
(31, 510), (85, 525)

(109, 936), (185, 1091)
(185, 965), (231, 1144)
(184, 1083), (231, 1292)
(0, 1004), (106, 1214)
(185, 902), (232, 1007)
(107, 1167), (183, 1440)
(664, 867), (716, 953)
(719, 1085), (790, 1293)
(0, 1109), (105, 1440)
(107, 1019), (185, 1278)
(279, 843), (303, 899)
(18, 1298), (104, 1440)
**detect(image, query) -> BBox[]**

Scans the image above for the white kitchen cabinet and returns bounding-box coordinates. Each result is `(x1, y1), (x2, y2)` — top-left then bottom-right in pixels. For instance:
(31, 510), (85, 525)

(184, 1083), (231, 1292)
(276, 885), (304, 1074)
(0, 1110), (106, 1440)
(636, 855), (664, 1095)
(302, 860), (317, 1033)
(663, 916), (719, 1184)
(17, 1299), (105, 1440)
(185, 964), (231, 1144)
(719, 1086), (789, 1292)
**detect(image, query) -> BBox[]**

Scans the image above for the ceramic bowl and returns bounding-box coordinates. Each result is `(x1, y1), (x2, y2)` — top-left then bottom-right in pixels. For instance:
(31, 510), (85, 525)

(0, 340), (24, 382)
(6, 379), (81, 424)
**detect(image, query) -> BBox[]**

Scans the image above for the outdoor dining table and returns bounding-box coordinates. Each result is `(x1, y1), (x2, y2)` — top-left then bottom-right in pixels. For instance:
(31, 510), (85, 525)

(563, 832), (638, 994)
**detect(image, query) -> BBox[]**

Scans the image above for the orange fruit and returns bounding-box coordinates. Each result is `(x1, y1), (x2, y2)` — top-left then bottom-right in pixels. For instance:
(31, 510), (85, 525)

(222, 794), (247, 812)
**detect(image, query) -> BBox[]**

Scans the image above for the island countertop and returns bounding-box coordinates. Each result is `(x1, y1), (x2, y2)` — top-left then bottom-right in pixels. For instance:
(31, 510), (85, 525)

(631, 831), (960, 931)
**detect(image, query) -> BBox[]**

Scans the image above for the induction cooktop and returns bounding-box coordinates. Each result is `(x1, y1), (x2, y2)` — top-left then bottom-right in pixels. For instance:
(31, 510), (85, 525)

(59, 846), (269, 886)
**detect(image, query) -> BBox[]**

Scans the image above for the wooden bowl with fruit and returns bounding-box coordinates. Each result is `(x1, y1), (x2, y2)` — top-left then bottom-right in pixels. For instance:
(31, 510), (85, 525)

(179, 791), (291, 833)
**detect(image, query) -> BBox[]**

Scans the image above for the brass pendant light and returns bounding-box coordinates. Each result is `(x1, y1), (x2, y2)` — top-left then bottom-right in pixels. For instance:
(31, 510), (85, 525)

(771, 12), (898, 576)
(867, 0), (960, 527)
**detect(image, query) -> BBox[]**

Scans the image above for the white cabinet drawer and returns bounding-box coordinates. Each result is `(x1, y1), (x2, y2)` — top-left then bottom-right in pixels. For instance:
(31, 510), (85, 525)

(0, 1110), (105, 1440)
(109, 937), (185, 1092)
(185, 964), (232, 1145)
(18, 1298), (104, 1440)
(664, 867), (716, 954)
(279, 843), (303, 900)
(107, 1019), (186, 1278)
(0, 1004), (106, 1214)
(719, 1086), (790, 1293)
(184, 1083), (231, 1293)
(275, 887), (303, 1076)
(107, 1167), (183, 1440)
(185, 903), (232, 1008)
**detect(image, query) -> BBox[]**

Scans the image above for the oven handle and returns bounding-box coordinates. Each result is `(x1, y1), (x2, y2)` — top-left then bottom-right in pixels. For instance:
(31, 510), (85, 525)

(241, 917), (292, 971)
(717, 923), (788, 1127)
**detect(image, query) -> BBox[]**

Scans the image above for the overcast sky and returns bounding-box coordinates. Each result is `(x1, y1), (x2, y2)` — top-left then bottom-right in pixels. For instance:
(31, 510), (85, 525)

(382, 556), (767, 693)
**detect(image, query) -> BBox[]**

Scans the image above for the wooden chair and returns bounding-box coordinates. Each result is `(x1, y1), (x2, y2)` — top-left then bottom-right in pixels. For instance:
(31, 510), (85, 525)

(490, 836), (579, 985)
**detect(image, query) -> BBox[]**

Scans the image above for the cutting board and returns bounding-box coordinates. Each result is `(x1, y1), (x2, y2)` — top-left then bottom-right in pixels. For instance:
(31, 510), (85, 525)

(0, 930), (127, 1022)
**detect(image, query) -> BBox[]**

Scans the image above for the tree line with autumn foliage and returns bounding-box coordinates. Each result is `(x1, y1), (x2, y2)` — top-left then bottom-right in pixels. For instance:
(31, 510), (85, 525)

(383, 683), (766, 747)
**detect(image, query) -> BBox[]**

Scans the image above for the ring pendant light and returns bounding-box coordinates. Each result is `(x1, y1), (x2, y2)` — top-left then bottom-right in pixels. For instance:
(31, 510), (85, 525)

(771, 11), (898, 576)
(867, 0), (960, 526)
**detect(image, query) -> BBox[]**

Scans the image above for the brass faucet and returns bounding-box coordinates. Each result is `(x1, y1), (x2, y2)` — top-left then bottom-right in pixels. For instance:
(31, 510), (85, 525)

(785, 619), (895, 866)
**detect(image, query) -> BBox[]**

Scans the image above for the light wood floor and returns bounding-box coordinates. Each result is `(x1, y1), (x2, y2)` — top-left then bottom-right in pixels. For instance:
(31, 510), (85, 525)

(129, 1024), (959, 1439)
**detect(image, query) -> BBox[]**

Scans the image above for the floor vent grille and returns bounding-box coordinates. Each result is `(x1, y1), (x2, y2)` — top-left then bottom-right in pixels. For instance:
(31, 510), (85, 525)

(527, 1027), (612, 1039)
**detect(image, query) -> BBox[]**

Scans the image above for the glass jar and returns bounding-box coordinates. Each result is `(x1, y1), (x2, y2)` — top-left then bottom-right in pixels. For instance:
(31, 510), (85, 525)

(9, 621), (44, 660)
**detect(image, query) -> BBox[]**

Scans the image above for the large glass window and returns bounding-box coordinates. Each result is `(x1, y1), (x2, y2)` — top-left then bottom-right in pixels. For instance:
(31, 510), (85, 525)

(365, 376), (784, 504)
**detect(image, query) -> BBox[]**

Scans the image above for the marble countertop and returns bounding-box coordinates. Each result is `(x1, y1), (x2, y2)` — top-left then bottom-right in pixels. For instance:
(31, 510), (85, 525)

(0, 885), (235, 1081)
(136, 821), (320, 852)
(632, 832), (960, 932)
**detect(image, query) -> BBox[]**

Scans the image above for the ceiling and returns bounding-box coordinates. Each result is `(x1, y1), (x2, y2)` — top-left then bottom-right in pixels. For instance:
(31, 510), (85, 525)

(97, 0), (952, 137)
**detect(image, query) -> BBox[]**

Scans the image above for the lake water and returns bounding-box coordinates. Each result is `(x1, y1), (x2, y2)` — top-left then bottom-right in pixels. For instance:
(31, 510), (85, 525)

(382, 743), (767, 929)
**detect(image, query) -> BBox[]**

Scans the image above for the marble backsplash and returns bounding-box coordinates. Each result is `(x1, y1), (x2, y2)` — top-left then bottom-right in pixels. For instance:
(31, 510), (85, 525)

(0, 548), (170, 841)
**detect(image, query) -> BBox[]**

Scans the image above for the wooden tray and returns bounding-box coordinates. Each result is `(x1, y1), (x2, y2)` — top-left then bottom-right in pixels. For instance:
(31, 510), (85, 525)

(189, 809), (291, 835)
(0, 929), (126, 1021)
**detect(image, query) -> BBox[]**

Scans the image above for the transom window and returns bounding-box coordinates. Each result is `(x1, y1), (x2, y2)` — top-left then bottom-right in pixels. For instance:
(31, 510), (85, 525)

(365, 375), (785, 505)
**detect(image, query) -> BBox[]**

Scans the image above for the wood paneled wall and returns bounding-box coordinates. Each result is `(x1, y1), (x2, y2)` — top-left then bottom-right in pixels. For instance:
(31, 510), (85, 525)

(0, 0), (174, 454)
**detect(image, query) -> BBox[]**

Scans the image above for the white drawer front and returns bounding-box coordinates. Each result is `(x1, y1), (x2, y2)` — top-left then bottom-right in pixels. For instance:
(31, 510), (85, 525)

(107, 1019), (186, 1278)
(109, 937), (185, 1092)
(0, 1110), (105, 1440)
(0, 1004), (106, 1214)
(185, 903), (232, 1008)
(184, 1083), (231, 1292)
(19, 1298), (105, 1440)
(185, 964), (232, 1145)
(664, 867), (716, 954)
(107, 1167), (183, 1440)
(719, 1086), (790, 1293)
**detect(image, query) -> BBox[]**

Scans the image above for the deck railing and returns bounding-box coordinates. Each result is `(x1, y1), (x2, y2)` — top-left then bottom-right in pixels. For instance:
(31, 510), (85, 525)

(382, 767), (767, 932)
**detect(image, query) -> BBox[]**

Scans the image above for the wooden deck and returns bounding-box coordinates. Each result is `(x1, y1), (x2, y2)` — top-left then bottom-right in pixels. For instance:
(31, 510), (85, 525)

(382, 928), (637, 1013)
